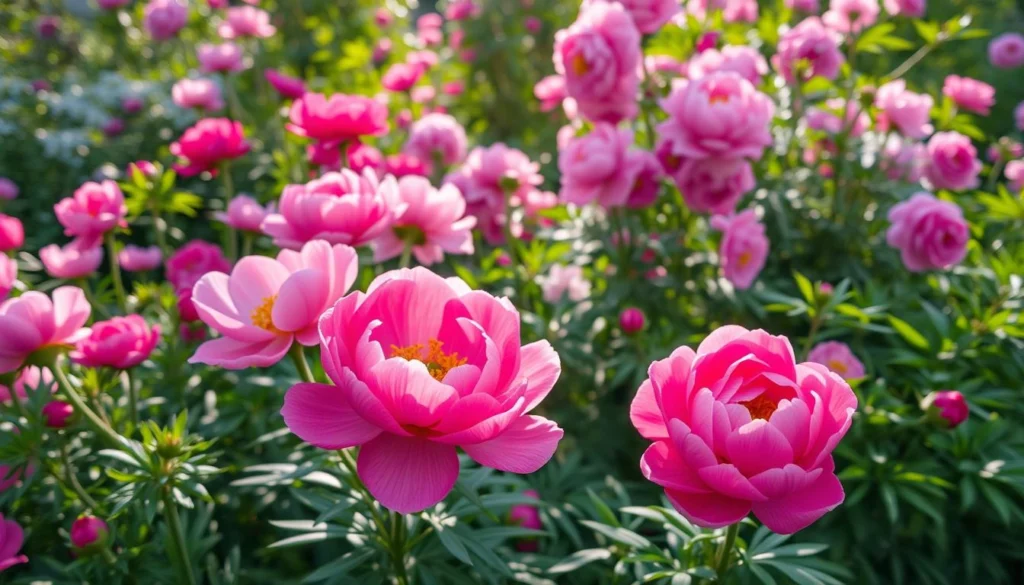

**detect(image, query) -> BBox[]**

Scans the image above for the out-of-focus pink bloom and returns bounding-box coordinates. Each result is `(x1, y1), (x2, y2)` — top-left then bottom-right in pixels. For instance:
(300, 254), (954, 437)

(144, 0), (188, 41)
(886, 192), (968, 271)
(559, 124), (648, 208)
(619, 308), (646, 334)
(806, 99), (869, 136)
(534, 76), (567, 112)
(0, 286), (91, 373)
(404, 113), (468, 169)
(375, 7), (393, 27)
(407, 50), (439, 72)
(443, 81), (465, 96)
(180, 322), (206, 342)
(121, 96), (144, 115)
(525, 16), (542, 33)
(923, 132), (982, 191)
(626, 151), (665, 208)
(822, 0), (879, 34)
(448, 143), (544, 208)
(71, 315), (160, 370)
(723, 0), (758, 22)
(1017, 102), (1024, 131)
(70, 516), (110, 552)
(0, 215), (24, 253)
(0, 367), (54, 403)
(385, 154), (430, 178)
(875, 80), (934, 139)
(807, 341), (864, 380)
(446, 0), (480, 20)
(287, 93), (389, 142)
(710, 210), (768, 289)
(0, 515), (28, 571)
(166, 240), (232, 293)
(102, 118), (125, 138)
(989, 33), (1024, 69)
(657, 71), (774, 160)
(40, 242), (103, 280)
(630, 325), (856, 533)
(215, 194), (273, 232)
(197, 42), (245, 73)
(785, 0), (820, 11)
(942, 75), (995, 116)
(772, 17), (843, 83)
(541, 264), (591, 303)
(98, 0), (132, 8)
(0, 178), (17, 200)
(696, 30), (721, 53)
(411, 86), (436, 104)
(673, 157), (754, 215)
(54, 180), (127, 245)
(207, 0), (228, 7)
(30, 80), (51, 92)
(0, 257), (15, 301)
(171, 118), (250, 177)
(0, 463), (31, 493)
(372, 177), (475, 265)
(119, 245), (163, 272)
(128, 161), (159, 178)
(373, 39), (393, 64)
(36, 15), (60, 39)
(881, 135), (928, 183)
(688, 45), (769, 84)
(554, 1), (642, 123)
(172, 78), (224, 111)
(987, 138), (1024, 163)
(264, 69), (305, 100)
(382, 63), (424, 92)
(510, 489), (543, 552)
(218, 6), (275, 39)
(396, 109), (414, 130)
(42, 400), (74, 428)
(927, 390), (968, 428)
(1004, 160), (1024, 192)
(262, 169), (400, 249)
(647, 55), (684, 77)
(883, 0), (925, 17)
(348, 143), (386, 175)
(582, 0), (679, 34)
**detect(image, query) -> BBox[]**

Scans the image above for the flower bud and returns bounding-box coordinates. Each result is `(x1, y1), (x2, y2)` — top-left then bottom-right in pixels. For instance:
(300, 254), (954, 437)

(42, 400), (75, 428)
(924, 390), (968, 429)
(619, 308), (646, 335)
(70, 516), (110, 553)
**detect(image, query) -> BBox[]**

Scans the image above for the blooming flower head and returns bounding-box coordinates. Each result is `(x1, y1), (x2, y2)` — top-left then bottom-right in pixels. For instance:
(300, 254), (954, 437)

(171, 118), (250, 177)
(54, 180), (127, 245)
(0, 257), (15, 301)
(71, 316), (160, 370)
(70, 516), (111, 552)
(0, 515), (28, 572)
(807, 341), (864, 380)
(883, 0), (925, 17)
(988, 33), (1024, 69)
(1006, 160), (1024, 193)
(382, 63), (424, 93)
(119, 245), (163, 272)
(0, 366), (54, 403)
(446, 0), (481, 20)
(881, 135), (928, 183)
(166, 240), (232, 293)
(40, 242), (103, 280)
(449, 143), (544, 208)
(541, 264), (591, 303)
(923, 132), (982, 191)
(215, 194), (273, 233)
(371, 177), (476, 266)
(287, 93), (389, 142)
(0, 215), (24, 253)
(688, 45), (769, 84)
(534, 75), (567, 112)
(772, 17), (844, 84)
(0, 287), (91, 373)
(404, 114), (468, 170)
(631, 325), (857, 533)
(874, 80), (934, 139)
(264, 69), (305, 100)
(673, 157), (755, 215)
(172, 78), (224, 111)
(144, 0), (188, 41)
(218, 6), (276, 39)
(710, 210), (768, 289)
(927, 390), (968, 428)
(886, 192), (968, 272)
(942, 75), (995, 116)
(198, 42), (246, 74)
(559, 124), (648, 208)
(822, 0), (879, 34)
(281, 268), (564, 512)
(0, 178), (17, 201)
(582, 0), (680, 34)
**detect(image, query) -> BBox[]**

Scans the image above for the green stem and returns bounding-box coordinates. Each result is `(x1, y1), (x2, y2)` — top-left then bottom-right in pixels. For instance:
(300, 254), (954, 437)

(289, 344), (316, 384)
(162, 491), (198, 585)
(802, 314), (822, 361)
(399, 243), (413, 269)
(715, 523), (740, 580)
(241, 232), (254, 257)
(338, 449), (392, 544)
(389, 511), (410, 585)
(51, 360), (127, 451)
(124, 369), (138, 431)
(59, 442), (100, 510)
(151, 201), (168, 254)
(105, 232), (127, 312)
(885, 42), (938, 81)
(221, 162), (238, 261)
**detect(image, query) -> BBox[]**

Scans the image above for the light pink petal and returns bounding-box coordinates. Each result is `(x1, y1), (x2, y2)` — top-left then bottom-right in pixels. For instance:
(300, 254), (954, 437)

(751, 467), (845, 534)
(726, 419), (795, 477)
(768, 399), (812, 457)
(669, 419), (718, 470)
(188, 334), (292, 369)
(665, 489), (751, 529)
(369, 359), (458, 429)
(435, 396), (526, 445)
(51, 286), (91, 342)
(748, 464), (822, 500)
(696, 324), (751, 354)
(631, 379), (669, 440)
(514, 340), (560, 412)
(281, 380), (382, 449)
(640, 441), (711, 494)
(357, 434), (459, 513)
(192, 272), (273, 342)
(462, 415), (563, 473)
(228, 256), (291, 315)
(697, 464), (767, 502)
(272, 268), (330, 332)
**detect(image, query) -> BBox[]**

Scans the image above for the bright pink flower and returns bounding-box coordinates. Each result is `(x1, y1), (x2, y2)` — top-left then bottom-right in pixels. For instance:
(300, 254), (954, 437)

(118, 245), (162, 272)
(348, 143), (387, 175)
(509, 489), (543, 552)
(989, 33), (1024, 69)
(70, 516), (110, 551)
(772, 17), (843, 83)
(54, 180), (127, 245)
(0, 178), (17, 200)
(631, 325), (856, 533)
(688, 45), (769, 84)
(262, 169), (400, 249)
(881, 135), (928, 183)
(0, 286), (91, 373)
(375, 7), (393, 27)
(0, 215), (24, 252)
(449, 144), (544, 208)
(626, 151), (665, 208)
(264, 69), (305, 99)
(541, 264), (591, 303)
(0, 367), (53, 403)
(98, 0), (132, 8)
(673, 157), (754, 215)
(874, 80), (933, 139)
(619, 308), (646, 334)
(525, 16), (542, 33)
(385, 154), (430, 178)
(553, 1), (642, 123)
(886, 192), (968, 272)
(42, 400), (74, 428)
(807, 341), (864, 380)
(281, 268), (564, 512)
(404, 113), (468, 169)
(446, 0), (480, 20)
(696, 30), (721, 52)
(287, 93), (389, 142)
(171, 118), (250, 177)
(582, 0), (679, 34)
(923, 132), (982, 191)
(372, 39), (392, 64)
(122, 96), (144, 114)
(371, 177), (475, 265)
(883, 0), (925, 17)
(172, 78), (224, 111)
(0, 515), (28, 572)
(710, 210), (768, 289)
(215, 195), (272, 232)
(784, 0), (820, 11)
(30, 80), (51, 92)
(166, 240), (232, 293)
(942, 75), (995, 115)
(128, 160), (159, 178)
(443, 81), (465, 96)
(723, 0), (758, 23)
(534, 76), (567, 112)
(417, 13), (443, 46)
(805, 98), (869, 136)
(657, 72), (774, 160)
(822, 0), (878, 34)
(1006, 160), (1024, 192)
(559, 124), (647, 208)
(382, 63), (423, 93)
(71, 315), (160, 370)
(0, 257), (15, 301)
(197, 42), (245, 74)
(144, 0), (188, 41)
(407, 50), (439, 72)
(928, 390), (968, 428)
(40, 242), (103, 279)
(218, 6), (275, 39)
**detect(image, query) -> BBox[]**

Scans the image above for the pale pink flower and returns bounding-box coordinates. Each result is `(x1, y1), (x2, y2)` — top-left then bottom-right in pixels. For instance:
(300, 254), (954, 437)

(988, 33), (1024, 69)
(54, 180), (127, 245)
(382, 63), (424, 92)
(218, 6), (276, 39)
(784, 0), (820, 11)
(1004, 160), (1024, 192)
(0, 215), (24, 253)
(411, 86), (436, 104)
(144, 0), (188, 41)
(772, 17), (844, 83)
(874, 80), (933, 139)
(805, 98), (869, 136)
(71, 315), (161, 370)
(40, 242), (103, 280)
(687, 45), (769, 84)
(581, 0), (680, 34)
(0, 367), (54, 403)
(371, 177), (476, 265)
(923, 132), (982, 191)
(0, 286), (91, 373)
(559, 124), (649, 208)
(171, 118), (250, 177)
(197, 42), (246, 74)
(822, 0), (879, 34)
(710, 210), (768, 289)
(446, 0), (480, 21)
(881, 135), (928, 183)
(0, 257), (15, 301)
(673, 157), (755, 215)
(883, 0), (925, 17)
(541, 264), (591, 303)
(119, 245), (163, 272)
(448, 144), (543, 208)
(942, 75), (995, 115)
(807, 341), (864, 380)
(534, 75), (567, 112)
(723, 0), (758, 22)
(886, 192), (968, 271)
(287, 93), (389, 142)
(404, 113), (468, 169)
(215, 194), (273, 232)
(172, 78), (224, 111)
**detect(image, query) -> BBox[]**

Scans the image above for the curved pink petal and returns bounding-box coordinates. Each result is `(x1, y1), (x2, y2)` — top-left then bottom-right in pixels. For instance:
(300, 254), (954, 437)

(435, 396), (526, 445)
(369, 359), (458, 429)
(0, 519), (24, 560)
(649, 346), (697, 423)
(696, 324), (752, 354)
(228, 256), (291, 315)
(515, 340), (561, 412)
(630, 379), (668, 440)
(697, 464), (767, 502)
(357, 434), (459, 513)
(748, 464), (822, 500)
(188, 334), (292, 369)
(462, 415), (562, 473)
(768, 398), (811, 457)
(282, 381), (382, 449)
(665, 489), (751, 529)
(751, 467), (844, 534)
(51, 286), (90, 342)
(273, 268), (330, 332)
(640, 441), (710, 494)
(726, 419), (795, 477)
(192, 272), (273, 342)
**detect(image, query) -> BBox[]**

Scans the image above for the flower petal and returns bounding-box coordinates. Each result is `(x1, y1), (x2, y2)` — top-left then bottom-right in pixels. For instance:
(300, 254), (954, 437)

(631, 379), (669, 440)
(357, 434), (459, 513)
(188, 334), (292, 369)
(273, 268), (330, 332)
(640, 441), (710, 494)
(751, 466), (844, 534)
(726, 419), (795, 477)
(665, 489), (751, 529)
(514, 340), (561, 412)
(282, 381), (382, 449)
(462, 415), (563, 473)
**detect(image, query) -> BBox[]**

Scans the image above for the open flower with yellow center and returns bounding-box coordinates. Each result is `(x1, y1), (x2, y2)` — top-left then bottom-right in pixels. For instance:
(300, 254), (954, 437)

(807, 341), (865, 381)
(188, 240), (358, 369)
(630, 326), (857, 534)
(281, 267), (564, 514)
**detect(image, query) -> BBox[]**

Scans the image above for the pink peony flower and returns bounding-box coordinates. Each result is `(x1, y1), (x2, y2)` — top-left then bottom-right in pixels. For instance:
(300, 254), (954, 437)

(448, 143), (544, 208)
(443, 81), (465, 96)
(883, 0), (925, 17)
(923, 132), (982, 191)
(772, 17), (844, 83)
(172, 78), (224, 111)
(385, 154), (430, 178)
(0, 257), (15, 301)
(626, 151), (665, 208)
(630, 325), (857, 533)
(287, 93), (389, 142)
(70, 516), (110, 551)
(559, 125), (648, 208)
(119, 245), (163, 272)
(541, 264), (591, 303)
(784, 0), (820, 11)
(166, 240), (232, 293)
(886, 192), (968, 271)
(404, 113), (468, 169)
(0, 515), (28, 572)
(214, 194), (272, 232)
(417, 13), (443, 46)
(264, 69), (305, 100)
(619, 307), (646, 334)
(673, 157), (755, 215)
(881, 135), (928, 183)
(822, 0), (879, 34)
(144, 0), (188, 41)
(927, 390), (968, 428)
(687, 45), (769, 84)
(71, 315), (160, 370)
(128, 160), (159, 178)
(122, 96), (144, 114)
(98, 0), (132, 8)
(807, 341), (864, 380)
(1006, 160), (1024, 192)
(657, 72), (774, 160)
(1017, 102), (1024, 131)
(723, 0), (758, 23)
(710, 210), (768, 289)
(218, 6), (275, 39)
(0, 286), (91, 373)
(171, 118), (250, 177)
(0, 178), (17, 200)
(54, 180), (127, 245)
(553, 1), (642, 123)
(102, 118), (125, 138)
(382, 63), (424, 93)
(509, 489), (543, 552)
(534, 75), (567, 112)
(42, 400), (74, 428)
(407, 50), (440, 72)
(581, 0), (680, 34)
(40, 242), (103, 280)
(874, 80), (934, 139)
(988, 33), (1024, 69)
(371, 176), (476, 265)
(0, 367), (54, 403)
(375, 7), (393, 27)
(446, 0), (480, 20)
(372, 39), (392, 64)
(197, 42), (245, 74)
(281, 267), (564, 512)
(942, 75), (995, 116)
(0, 215), (24, 252)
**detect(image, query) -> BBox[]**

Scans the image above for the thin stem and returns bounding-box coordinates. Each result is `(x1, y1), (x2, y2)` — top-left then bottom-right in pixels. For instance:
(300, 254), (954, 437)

(59, 442), (100, 510)
(389, 511), (410, 585)
(986, 159), (1006, 194)
(105, 232), (128, 312)
(802, 314), (822, 361)
(715, 523), (740, 580)
(51, 360), (127, 451)
(221, 162), (238, 261)
(240, 232), (254, 257)
(289, 344), (316, 384)
(885, 42), (937, 81)
(162, 491), (198, 585)
(399, 243), (413, 269)
(124, 369), (138, 431)
(151, 200), (168, 254)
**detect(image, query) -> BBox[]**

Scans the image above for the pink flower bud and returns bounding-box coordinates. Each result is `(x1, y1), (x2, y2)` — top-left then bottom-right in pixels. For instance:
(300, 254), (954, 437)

(42, 400), (75, 429)
(70, 516), (110, 552)
(619, 308), (646, 334)
(927, 390), (968, 428)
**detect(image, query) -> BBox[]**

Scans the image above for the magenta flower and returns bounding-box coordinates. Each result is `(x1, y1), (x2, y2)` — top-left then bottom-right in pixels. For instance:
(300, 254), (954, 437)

(631, 326), (856, 533)
(534, 75), (567, 112)
(626, 151), (665, 208)
(382, 63), (424, 93)
(40, 242), (103, 280)
(0, 215), (24, 253)
(1007, 160), (1024, 193)
(772, 17), (843, 83)
(171, 118), (250, 177)
(886, 192), (968, 272)
(0, 257), (15, 301)
(0, 286), (91, 373)
(384, 154), (429, 179)
(197, 42), (246, 74)
(172, 78), (224, 111)
(42, 400), (74, 428)
(923, 132), (982, 191)
(371, 177), (476, 266)
(98, 0), (132, 8)
(54, 181), (127, 246)
(143, 0), (188, 41)
(71, 315), (160, 370)
(942, 75), (995, 115)
(989, 33), (1024, 69)
(553, 1), (641, 123)
(70, 516), (110, 552)
(118, 245), (163, 272)
(883, 0), (925, 17)
(281, 267), (564, 512)
(927, 391), (968, 428)
(448, 143), (544, 208)
(404, 113), (468, 169)
(166, 240), (232, 293)
(375, 7), (393, 27)
(874, 80), (934, 139)
(218, 6), (276, 39)
(822, 0), (879, 34)
(287, 93), (389, 142)
(0, 178), (17, 200)
(215, 195), (273, 233)
(121, 96), (144, 115)
(509, 489), (543, 552)
(0, 367), (53, 404)
(688, 45), (769, 84)
(710, 210), (768, 289)
(582, 0), (679, 34)
(540, 264), (591, 303)
(807, 341), (864, 380)
(559, 124), (648, 208)
(0, 515), (28, 572)
(673, 157), (755, 215)
(264, 69), (305, 100)
(619, 308), (646, 334)
(445, 0), (480, 20)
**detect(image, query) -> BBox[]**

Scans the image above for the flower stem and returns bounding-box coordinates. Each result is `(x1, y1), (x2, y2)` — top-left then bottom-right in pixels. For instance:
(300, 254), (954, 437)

(59, 442), (100, 510)
(221, 162), (238, 261)
(151, 200), (168, 255)
(123, 369), (138, 431)
(289, 344), (316, 384)
(162, 491), (198, 585)
(105, 232), (127, 312)
(715, 523), (740, 580)
(389, 510), (410, 585)
(399, 243), (413, 269)
(52, 360), (127, 451)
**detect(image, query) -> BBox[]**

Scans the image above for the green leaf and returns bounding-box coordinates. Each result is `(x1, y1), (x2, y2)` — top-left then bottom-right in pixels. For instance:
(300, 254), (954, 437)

(887, 316), (930, 350)
(302, 549), (376, 583)
(880, 483), (900, 524)
(429, 518), (473, 566)
(579, 520), (651, 548)
(793, 272), (814, 304)
(267, 532), (338, 549)
(912, 21), (940, 44)
(548, 548), (613, 574)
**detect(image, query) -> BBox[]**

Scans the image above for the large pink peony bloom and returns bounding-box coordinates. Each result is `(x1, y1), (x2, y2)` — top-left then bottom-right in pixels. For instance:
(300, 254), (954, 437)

(119, 245), (163, 272)
(886, 192), (968, 272)
(281, 268), (564, 513)
(630, 325), (857, 533)
(822, 0), (878, 34)
(772, 17), (843, 84)
(883, 0), (925, 17)
(371, 177), (476, 265)
(54, 181), (127, 245)
(942, 75), (995, 116)
(171, 118), (250, 177)
(143, 0), (188, 41)
(553, 1), (642, 123)
(581, 0), (680, 34)
(874, 80), (934, 139)
(0, 287), (91, 373)
(172, 78), (224, 111)
(988, 33), (1024, 69)
(0, 215), (24, 253)
(688, 45), (769, 84)
(262, 169), (400, 250)
(197, 42), (245, 74)
(404, 114), (468, 169)
(0, 257), (15, 301)
(710, 210), (768, 289)
(218, 6), (276, 39)
(287, 93), (389, 142)
(673, 157), (755, 215)
(0, 515), (28, 572)
(807, 341), (864, 380)
(190, 241), (357, 368)
(559, 124), (648, 208)
(923, 132), (981, 191)
(658, 72), (774, 161)
(264, 69), (305, 100)
(215, 194), (273, 233)
(40, 242), (103, 279)
(71, 315), (160, 370)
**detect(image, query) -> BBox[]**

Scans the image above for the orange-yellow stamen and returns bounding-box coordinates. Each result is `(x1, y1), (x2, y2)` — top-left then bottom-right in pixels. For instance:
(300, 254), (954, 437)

(737, 251), (752, 268)
(571, 54), (590, 76)
(250, 295), (281, 333)
(740, 393), (778, 421)
(827, 359), (848, 376)
(390, 339), (468, 382)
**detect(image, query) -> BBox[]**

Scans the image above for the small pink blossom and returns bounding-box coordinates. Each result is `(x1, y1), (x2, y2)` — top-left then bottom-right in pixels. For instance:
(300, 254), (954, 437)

(70, 516), (110, 551)
(883, 0), (925, 17)
(71, 315), (161, 370)
(144, 0), (188, 41)
(710, 210), (768, 289)
(216, 195), (273, 232)
(375, 7), (393, 27)
(0, 367), (54, 404)
(287, 93), (389, 142)
(0, 178), (17, 200)
(171, 118), (250, 177)
(0, 215), (24, 253)
(619, 308), (646, 334)
(989, 33), (1024, 69)
(509, 489), (543, 552)
(688, 45), (769, 84)
(445, 0), (480, 21)
(54, 180), (127, 245)
(924, 132), (982, 191)
(382, 63), (424, 92)
(122, 96), (144, 114)
(1005, 160), (1024, 192)
(385, 154), (430, 178)
(98, 0), (132, 8)
(197, 42), (246, 74)
(166, 240), (232, 293)
(404, 113), (468, 169)
(541, 264), (591, 303)
(119, 245), (163, 272)
(0, 286), (91, 373)
(534, 75), (567, 112)
(874, 80), (934, 139)
(942, 75), (995, 115)
(807, 341), (864, 380)
(886, 192), (968, 272)
(559, 124), (647, 208)
(772, 17), (844, 83)
(172, 78), (224, 111)
(264, 69), (305, 100)
(881, 135), (928, 183)
(927, 390), (968, 428)
(372, 177), (476, 265)
(0, 515), (28, 571)
(40, 242), (103, 280)
(822, 0), (879, 34)
(784, 0), (820, 11)
(673, 157), (755, 215)
(805, 99), (869, 136)
(448, 143), (544, 208)
(218, 6), (276, 39)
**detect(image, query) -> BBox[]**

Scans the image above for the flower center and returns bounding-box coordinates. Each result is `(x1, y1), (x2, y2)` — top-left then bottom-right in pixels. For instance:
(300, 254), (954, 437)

(393, 224), (427, 246)
(827, 359), (848, 375)
(737, 250), (752, 268)
(707, 83), (733, 105)
(570, 53), (590, 76)
(250, 295), (281, 333)
(390, 339), (468, 382)
(740, 393), (778, 421)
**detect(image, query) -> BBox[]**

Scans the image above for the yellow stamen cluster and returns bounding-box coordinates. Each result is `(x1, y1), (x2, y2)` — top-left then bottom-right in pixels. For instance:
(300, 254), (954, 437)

(740, 393), (778, 421)
(250, 295), (281, 333)
(389, 339), (468, 382)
